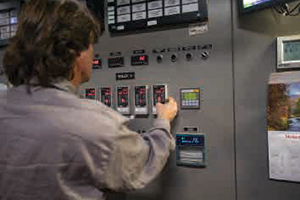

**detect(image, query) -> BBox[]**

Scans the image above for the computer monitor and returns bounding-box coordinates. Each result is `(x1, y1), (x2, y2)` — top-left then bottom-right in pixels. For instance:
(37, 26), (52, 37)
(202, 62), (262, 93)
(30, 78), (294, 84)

(239, 0), (296, 14)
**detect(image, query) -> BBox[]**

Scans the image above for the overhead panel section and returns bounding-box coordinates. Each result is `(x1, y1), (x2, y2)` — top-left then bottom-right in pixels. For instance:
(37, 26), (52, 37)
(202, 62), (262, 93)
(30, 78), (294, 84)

(107, 0), (208, 34)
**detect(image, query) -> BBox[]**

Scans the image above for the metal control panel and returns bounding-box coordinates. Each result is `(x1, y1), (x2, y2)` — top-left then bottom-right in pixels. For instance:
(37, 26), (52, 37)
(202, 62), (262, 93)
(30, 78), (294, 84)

(107, 0), (208, 34)
(116, 86), (130, 114)
(0, 1), (20, 47)
(100, 87), (112, 107)
(152, 84), (168, 115)
(176, 132), (206, 167)
(134, 85), (149, 115)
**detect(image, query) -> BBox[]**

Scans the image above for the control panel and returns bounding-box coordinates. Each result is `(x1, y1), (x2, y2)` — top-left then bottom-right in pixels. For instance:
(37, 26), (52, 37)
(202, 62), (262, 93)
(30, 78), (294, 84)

(100, 87), (112, 107)
(0, 1), (20, 47)
(134, 85), (149, 115)
(107, 0), (208, 34)
(85, 88), (96, 100)
(176, 132), (206, 167)
(116, 86), (130, 114)
(152, 84), (168, 115)
(180, 88), (201, 109)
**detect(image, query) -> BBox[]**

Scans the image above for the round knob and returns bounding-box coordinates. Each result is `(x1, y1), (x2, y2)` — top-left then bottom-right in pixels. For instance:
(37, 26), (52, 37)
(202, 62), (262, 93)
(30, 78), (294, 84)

(171, 54), (177, 62)
(185, 53), (193, 61)
(156, 55), (163, 63)
(201, 51), (210, 60)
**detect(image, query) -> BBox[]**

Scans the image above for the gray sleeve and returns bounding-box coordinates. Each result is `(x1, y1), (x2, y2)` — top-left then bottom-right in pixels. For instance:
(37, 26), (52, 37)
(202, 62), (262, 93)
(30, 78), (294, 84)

(103, 119), (175, 192)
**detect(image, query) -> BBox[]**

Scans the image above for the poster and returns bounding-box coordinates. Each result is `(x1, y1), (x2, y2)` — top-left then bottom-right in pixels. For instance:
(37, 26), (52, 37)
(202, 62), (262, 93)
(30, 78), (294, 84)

(268, 72), (300, 182)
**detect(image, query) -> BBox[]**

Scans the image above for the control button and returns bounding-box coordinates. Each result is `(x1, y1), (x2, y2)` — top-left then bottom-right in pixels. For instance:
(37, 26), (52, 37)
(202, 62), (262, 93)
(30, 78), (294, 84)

(201, 51), (210, 60)
(157, 55), (163, 63)
(185, 53), (193, 61)
(171, 54), (177, 62)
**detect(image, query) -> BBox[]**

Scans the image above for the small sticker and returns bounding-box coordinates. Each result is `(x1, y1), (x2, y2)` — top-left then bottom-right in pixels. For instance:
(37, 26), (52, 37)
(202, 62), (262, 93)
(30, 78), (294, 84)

(117, 6), (131, 15)
(132, 12), (146, 20)
(182, 3), (199, 13)
(147, 20), (157, 26)
(132, 3), (146, 12)
(117, 14), (131, 23)
(148, 9), (163, 18)
(189, 23), (208, 36)
(164, 0), (180, 7)
(148, 1), (163, 10)
(164, 6), (180, 16)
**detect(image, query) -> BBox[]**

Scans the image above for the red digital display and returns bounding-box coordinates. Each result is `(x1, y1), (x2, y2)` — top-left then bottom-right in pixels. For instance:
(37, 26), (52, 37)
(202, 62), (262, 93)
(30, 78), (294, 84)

(100, 87), (112, 107)
(135, 86), (147, 107)
(92, 59), (102, 69)
(117, 87), (129, 108)
(93, 60), (99, 65)
(153, 85), (166, 106)
(139, 56), (145, 61)
(131, 55), (149, 66)
(85, 88), (96, 100)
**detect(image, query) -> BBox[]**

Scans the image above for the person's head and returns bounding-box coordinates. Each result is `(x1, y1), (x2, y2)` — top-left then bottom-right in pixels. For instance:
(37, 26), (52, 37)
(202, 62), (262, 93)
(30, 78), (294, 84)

(3, 0), (101, 88)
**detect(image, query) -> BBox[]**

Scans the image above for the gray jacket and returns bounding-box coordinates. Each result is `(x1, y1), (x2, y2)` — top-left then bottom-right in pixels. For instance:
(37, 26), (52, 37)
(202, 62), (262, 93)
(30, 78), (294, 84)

(0, 81), (175, 200)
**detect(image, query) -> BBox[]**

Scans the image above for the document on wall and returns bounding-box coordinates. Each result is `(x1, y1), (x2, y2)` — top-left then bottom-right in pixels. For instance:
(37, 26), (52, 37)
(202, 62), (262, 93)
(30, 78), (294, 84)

(268, 71), (300, 182)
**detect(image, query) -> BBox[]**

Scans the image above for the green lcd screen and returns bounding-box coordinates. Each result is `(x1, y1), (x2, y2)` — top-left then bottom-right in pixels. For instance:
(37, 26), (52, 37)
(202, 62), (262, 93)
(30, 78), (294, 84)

(284, 40), (300, 62)
(183, 92), (198, 100)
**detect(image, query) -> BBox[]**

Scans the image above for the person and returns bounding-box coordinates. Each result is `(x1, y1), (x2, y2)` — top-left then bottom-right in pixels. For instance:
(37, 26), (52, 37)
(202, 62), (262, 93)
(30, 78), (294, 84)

(0, 0), (178, 199)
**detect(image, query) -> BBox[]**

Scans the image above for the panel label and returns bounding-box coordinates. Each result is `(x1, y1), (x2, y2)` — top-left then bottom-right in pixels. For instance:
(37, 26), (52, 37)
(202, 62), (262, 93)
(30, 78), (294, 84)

(117, 6), (131, 15)
(117, 0), (130, 5)
(148, 1), (163, 10)
(147, 20), (157, 26)
(148, 9), (163, 18)
(164, 0), (180, 7)
(132, 0), (145, 3)
(116, 72), (135, 80)
(182, 0), (198, 4)
(164, 6), (180, 16)
(117, 14), (131, 23)
(182, 3), (199, 13)
(132, 3), (146, 12)
(132, 12), (146, 21)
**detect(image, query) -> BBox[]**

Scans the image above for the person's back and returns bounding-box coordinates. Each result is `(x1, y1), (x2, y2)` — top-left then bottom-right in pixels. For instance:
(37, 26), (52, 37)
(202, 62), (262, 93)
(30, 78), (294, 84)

(0, 85), (118, 199)
(0, 0), (178, 199)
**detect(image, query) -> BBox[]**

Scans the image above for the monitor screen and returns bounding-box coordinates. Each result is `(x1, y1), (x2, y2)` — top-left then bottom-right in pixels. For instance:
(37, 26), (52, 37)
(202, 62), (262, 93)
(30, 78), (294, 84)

(239, 0), (295, 14)
(243, 0), (273, 9)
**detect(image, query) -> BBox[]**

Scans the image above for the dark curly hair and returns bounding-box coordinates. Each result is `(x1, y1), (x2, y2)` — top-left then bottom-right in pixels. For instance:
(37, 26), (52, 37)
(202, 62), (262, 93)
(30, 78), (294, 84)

(3, 0), (101, 87)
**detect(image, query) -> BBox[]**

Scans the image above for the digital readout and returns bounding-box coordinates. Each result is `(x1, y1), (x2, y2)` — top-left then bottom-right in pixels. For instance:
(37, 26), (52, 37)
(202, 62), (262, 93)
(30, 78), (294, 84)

(117, 87), (129, 107)
(153, 85), (166, 106)
(100, 87), (112, 107)
(85, 88), (96, 100)
(284, 40), (300, 62)
(176, 135), (204, 146)
(135, 86), (147, 107)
